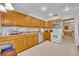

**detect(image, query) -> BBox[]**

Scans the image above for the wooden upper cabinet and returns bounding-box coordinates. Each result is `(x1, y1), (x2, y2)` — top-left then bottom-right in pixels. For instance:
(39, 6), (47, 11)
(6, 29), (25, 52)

(43, 21), (45, 28)
(37, 20), (41, 27)
(34, 19), (39, 27)
(1, 11), (45, 28)
(14, 11), (25, 26)
(45, 20), (54, 28)
(31, 19), (45, 28)
(30, 17), (40, 27)
(45, 21), (49, 28)
(35, 19), (40, 27)
(1, 11), (15, 26)
(24, 16), (31, 27)
(30, 17), (35, 27)
(48, 21), (54, 28)
(40, 20), (45, 28)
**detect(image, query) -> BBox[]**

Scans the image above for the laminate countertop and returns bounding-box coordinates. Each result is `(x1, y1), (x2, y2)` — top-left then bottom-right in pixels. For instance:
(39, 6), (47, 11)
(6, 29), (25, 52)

(0, 32), (38, 43)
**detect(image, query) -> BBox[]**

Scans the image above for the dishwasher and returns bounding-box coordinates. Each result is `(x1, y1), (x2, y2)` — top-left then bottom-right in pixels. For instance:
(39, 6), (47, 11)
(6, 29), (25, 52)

(38, 32), (43, 44)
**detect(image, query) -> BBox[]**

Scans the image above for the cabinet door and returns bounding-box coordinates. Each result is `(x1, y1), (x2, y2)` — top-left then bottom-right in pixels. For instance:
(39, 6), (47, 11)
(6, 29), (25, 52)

(9, 38), (25, 53)
(16, 39), (22, 52)
(48, 21), (53, 28)
(25, 36), (31, 48)
(19, 37), (25, 51)
(15, 38), (25, 52)
(9, 39), (19, 53)
(23, 37), (28, 49)
(32, 35), (38, 45)
(43, 32), (51, 41)
(45, 21), (49, 28)
(40, 20), (44, 28)
(40, 21), (42, 28)
(34, 19), (39, 27)
(36, 19), (40, 27)
(1, 11), (15, 26)
(29, 36), (33, 47)
(42, 21), (45, 28)
(30, 17), (36, 27)
(24, 16), (30, 27)
(14, 12), (24, 26)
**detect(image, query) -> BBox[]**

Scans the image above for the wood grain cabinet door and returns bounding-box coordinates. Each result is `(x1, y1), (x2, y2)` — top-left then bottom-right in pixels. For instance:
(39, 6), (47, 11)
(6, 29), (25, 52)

(24, 16), (31, 27)
(43, 32), (51, 41)
(23, 37), (28, 49)
(43, 21), (45, 28)
(9, 39), (19, 53)
(32, 35), (38, 45)
(30, 17), (36, 27)
(1, 11), (15, 26)
(14, 12), (23, 26)
(25, 36), (31, 48)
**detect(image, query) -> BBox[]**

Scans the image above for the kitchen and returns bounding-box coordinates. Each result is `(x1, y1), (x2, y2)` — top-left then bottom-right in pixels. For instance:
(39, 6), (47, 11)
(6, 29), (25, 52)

(0, 3), (77, 56)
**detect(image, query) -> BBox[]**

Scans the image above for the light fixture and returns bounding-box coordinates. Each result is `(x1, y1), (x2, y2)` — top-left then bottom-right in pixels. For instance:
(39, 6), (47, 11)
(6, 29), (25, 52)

(63, 6), (69, 11)
(41, 6), (46, 11)
(48, 12), (53, 16)
(0, 4), (7, 12)
(5, 3), (14, 11)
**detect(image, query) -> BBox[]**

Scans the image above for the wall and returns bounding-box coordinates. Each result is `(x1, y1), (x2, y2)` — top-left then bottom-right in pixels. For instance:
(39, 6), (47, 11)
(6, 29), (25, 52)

(75, 17), (79, 46)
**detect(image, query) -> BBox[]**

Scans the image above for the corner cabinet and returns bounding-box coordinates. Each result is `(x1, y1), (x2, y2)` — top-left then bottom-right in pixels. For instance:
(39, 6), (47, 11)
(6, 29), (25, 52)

(43, 32), (51, 41)
(45, 20), (54, 28)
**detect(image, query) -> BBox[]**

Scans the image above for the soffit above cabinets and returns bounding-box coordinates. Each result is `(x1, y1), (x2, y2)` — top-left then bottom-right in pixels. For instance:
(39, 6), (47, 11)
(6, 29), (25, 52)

(11, 3), (79, 21)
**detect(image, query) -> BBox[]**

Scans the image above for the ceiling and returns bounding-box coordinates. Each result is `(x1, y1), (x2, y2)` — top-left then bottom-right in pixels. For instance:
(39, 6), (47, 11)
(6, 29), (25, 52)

(12, 3), (79, 20)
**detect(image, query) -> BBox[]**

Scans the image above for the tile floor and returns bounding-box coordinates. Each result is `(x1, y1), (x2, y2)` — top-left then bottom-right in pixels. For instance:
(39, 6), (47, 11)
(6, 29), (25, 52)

(18, 37), (78, 56)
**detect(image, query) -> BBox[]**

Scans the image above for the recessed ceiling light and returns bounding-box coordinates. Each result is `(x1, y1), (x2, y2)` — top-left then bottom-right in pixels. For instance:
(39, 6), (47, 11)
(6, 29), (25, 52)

(41, 6), (46, 11)
(5, 3), (14, 11)
(63, 6), (69, 11)
(48, 12), (53, 16)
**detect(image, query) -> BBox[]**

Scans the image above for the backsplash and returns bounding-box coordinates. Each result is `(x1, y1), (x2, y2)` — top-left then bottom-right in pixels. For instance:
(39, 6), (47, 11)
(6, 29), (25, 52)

(0, 26), (42, 37)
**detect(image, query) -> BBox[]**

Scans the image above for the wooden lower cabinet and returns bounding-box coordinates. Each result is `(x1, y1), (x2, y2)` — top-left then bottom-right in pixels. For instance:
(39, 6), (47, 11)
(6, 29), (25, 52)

(43, 32), (51, 41)
(32, 35), (38, 45)
(9, 39), (19, 52)
(1, 34), (38, 53)
(26, 36), (33, 48)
